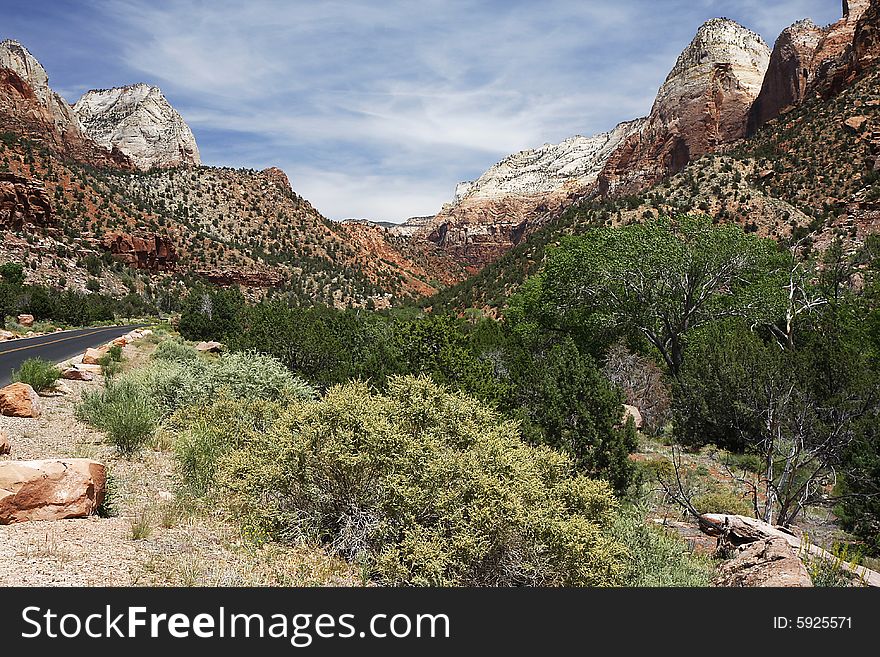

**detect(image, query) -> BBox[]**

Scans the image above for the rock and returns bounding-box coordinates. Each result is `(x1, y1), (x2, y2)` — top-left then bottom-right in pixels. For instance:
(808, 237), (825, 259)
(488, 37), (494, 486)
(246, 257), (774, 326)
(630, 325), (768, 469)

(0, 173), (52, 230)
(0, 432), (9, 455)
(102, 231), (178, 272)
(600, 18), (770, 197)
(0, 40), (133, 169)
(195, 340), (223, 353)
(844, 115), (869, 131)
(0, 458), (106, 524)
(73, 83), (200, 169)
(0, 329), (15, 340)
(622, 404), (643, 430)
(409, 120), (643, 269)
(81, 346), (108, 365)
(713, 537), (813, 587)
(16, 313), (34, 327)
(261, 166), (292, 193)
(699, 512), (880, 587)
(156, 490), (174, 503)
(0, 382), (41, 417)
(75, 364), (103, 375)
(748, 19), (826, 135)
(112, 336), (127, 347)
(61, 367), (94, 381)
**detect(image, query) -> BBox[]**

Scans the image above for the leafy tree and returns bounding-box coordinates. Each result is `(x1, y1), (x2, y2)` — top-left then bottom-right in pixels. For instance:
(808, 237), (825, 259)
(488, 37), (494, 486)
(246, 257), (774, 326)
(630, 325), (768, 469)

(516, 216), (788, 376)
(505, 337), (636, 491)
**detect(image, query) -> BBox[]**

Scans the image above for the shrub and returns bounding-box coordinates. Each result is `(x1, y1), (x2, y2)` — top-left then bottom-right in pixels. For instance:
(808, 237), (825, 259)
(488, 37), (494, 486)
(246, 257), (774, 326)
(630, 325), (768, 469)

(108, 344), (123, 362)
(78, 344), (315, 456)
(77, 380), (157, 455)
(171, 397), (284, 496)
(151, 339), (200, 363)
(11, 358), (60, 392)
(97, 353), (123, 380)
(98, 470), (119, 518)
(692, 487), (753, 516)
(216, 376), (628, 586)
(611, 506), (712, 586)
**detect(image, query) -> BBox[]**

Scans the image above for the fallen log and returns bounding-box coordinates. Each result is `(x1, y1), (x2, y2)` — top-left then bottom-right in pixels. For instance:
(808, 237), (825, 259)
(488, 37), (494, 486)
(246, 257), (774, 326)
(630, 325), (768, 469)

(700, 514), (880, 588)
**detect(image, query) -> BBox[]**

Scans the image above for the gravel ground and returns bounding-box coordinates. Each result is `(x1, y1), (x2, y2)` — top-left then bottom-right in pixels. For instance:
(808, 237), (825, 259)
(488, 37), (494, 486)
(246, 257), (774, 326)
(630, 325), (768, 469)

(0, 339), (355, 587)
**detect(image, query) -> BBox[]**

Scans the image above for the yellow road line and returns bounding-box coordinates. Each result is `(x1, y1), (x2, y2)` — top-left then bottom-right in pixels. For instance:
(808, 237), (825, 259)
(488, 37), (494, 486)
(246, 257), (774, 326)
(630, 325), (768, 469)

(0, 326), (133, 356)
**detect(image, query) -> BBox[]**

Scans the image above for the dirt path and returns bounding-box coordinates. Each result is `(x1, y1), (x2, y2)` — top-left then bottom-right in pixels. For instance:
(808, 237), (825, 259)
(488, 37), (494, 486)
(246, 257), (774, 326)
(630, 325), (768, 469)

(0, 337), (354, 587)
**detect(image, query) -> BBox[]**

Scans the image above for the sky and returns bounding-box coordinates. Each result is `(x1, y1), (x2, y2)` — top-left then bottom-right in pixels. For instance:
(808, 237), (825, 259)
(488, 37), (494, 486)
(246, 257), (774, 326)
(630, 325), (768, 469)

(1, 1), (842, 222)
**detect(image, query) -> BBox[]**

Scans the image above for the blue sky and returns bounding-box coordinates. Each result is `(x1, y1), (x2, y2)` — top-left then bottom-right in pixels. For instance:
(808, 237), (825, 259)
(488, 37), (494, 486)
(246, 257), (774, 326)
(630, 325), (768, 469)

(1, 1), (842, 222)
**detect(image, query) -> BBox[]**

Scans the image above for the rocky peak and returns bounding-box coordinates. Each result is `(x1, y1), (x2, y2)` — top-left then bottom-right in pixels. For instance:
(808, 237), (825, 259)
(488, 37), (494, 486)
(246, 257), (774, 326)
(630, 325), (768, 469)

(409, 119), (644, 270)
(663, 18), (769, 89)
(599, 18), (770, 195)
(261, 166), (292, 193)
(0, 39), (85, 139)
(751, 0), (879, 131)
(747, 20), (825, 135)
(73, 83), (200, 169)
(0, 39), (52, 106)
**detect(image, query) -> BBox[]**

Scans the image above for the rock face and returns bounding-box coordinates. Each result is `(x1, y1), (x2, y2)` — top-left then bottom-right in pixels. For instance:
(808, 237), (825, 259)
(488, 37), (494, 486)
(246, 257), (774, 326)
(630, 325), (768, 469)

(0, 382), (42, 418)
(0, 39), (84, 142)
(750, 0), (879, 133)
(747, 20), (825, 135)
(713, 537), (813, 587)
(413, 120), (643, 269)
(600, 18), (770, 195)
(0, 432), (9, 455)
(807, 0), (873, 98)
(102, 231), (178, 272)
(73, 83), (200, 169)
(0, 459), (106, 524)
(0, 172), (52, 229)
(0, 40), (132, 169)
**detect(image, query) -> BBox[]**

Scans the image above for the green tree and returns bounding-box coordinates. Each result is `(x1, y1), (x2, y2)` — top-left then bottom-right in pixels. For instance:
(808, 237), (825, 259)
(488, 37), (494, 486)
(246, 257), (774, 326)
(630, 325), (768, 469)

(506, 337), (636, 491)
(517, 216), (788, 376)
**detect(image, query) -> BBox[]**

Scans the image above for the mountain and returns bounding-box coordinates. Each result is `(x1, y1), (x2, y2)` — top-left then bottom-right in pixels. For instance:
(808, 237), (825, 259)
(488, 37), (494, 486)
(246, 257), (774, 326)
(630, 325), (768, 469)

(406, 120), (643, 271)
(598, 18), (770, 196)
(0, 40), (453, 306)
(73, 84), (200, 169)
(0, 39), (131, 168)
(425, 1), (880, 312)
(401, 17), (770, 272)
(748, 0), (872, 133)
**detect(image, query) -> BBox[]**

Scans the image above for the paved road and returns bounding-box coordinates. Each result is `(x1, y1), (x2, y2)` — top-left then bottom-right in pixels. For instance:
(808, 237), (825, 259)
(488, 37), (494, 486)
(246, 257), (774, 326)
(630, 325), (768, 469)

(0, 324), (145, 386)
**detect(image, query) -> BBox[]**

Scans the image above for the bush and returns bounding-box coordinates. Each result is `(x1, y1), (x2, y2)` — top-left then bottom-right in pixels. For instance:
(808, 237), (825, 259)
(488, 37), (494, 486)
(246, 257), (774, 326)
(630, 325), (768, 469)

(692, 487), (753, 516)
(97, 353), (123, 380)
(216, 376), (628, 586)
(77, 344), (315, 456)
(171, 397), (285, 496)
(108, 344), (123, 362)
(77, 380), (157, 455)
(151, 339), (200, 363)
(11, 358), (60, 392)
(611, 506), (712, 586)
